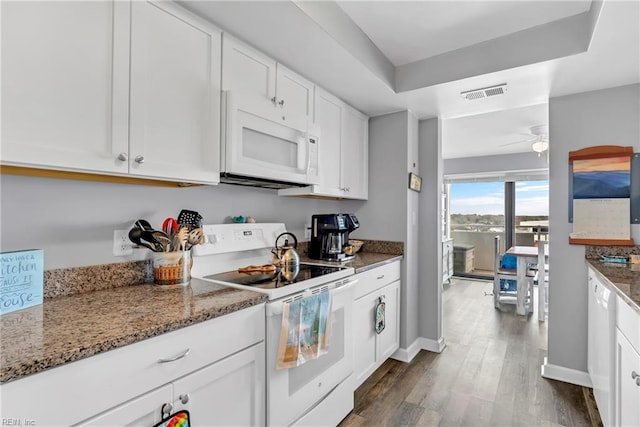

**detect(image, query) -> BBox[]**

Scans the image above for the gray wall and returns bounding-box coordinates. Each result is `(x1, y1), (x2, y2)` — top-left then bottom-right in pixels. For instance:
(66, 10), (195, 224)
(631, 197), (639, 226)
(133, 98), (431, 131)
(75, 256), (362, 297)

(418, 118), (443, 344)
(357, 110), (420, 350)
(548, 83), (640, 372)
(0, 174), (362, 269)
(443, 151), (548, 179)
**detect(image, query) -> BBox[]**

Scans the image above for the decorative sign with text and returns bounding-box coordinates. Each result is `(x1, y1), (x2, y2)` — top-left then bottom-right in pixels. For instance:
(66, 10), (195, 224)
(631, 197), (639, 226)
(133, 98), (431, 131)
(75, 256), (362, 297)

(1, 249), (44, 315)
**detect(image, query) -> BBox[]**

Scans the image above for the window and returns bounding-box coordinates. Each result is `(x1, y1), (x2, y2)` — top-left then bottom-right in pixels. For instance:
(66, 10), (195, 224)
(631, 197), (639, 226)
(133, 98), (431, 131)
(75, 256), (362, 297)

(448, 179), (548, 278)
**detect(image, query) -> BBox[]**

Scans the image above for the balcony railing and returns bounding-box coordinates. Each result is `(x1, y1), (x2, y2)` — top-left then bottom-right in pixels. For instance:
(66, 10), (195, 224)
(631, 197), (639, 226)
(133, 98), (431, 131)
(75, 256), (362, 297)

(450, 224), (549, 276)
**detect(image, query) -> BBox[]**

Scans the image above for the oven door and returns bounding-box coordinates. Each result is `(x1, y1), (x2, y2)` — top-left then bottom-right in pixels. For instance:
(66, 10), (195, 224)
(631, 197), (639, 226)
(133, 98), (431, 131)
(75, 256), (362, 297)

(265, 278), (356, 427)
(222, 91), (319, 185)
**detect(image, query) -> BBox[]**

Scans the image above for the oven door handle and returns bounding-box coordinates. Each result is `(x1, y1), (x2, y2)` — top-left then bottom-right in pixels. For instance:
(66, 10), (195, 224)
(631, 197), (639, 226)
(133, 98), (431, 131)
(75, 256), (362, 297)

(266, 277), (358, 317)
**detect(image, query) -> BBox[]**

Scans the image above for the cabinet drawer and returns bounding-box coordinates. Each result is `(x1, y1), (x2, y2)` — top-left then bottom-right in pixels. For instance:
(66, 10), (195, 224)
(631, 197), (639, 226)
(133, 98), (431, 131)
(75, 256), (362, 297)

(354, 261), (401, 300)
(617, 295), (640, 353)
(0, 305), (265, 426)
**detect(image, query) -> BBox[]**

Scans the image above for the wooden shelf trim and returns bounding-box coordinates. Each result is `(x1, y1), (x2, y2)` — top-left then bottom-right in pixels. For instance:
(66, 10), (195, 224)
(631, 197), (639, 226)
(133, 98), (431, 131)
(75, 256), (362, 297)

(568, 145), (633, 162)
(0, 165), (205, 187)
(569, 238), (635, 246)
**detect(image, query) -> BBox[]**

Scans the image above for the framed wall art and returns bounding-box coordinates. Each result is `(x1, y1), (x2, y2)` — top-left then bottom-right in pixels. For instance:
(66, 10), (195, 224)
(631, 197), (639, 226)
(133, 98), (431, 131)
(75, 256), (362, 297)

(568, 145), (634, 246)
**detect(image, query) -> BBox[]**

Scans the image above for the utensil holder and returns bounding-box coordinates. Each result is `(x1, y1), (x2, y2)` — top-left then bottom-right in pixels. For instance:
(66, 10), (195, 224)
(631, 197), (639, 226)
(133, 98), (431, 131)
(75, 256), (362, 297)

(152, 251), (191, 286)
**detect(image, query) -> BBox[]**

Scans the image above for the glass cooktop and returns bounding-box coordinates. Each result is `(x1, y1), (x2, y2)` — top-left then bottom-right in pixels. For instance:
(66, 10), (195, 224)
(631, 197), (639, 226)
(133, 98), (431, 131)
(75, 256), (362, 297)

(203, 263), (346, 289)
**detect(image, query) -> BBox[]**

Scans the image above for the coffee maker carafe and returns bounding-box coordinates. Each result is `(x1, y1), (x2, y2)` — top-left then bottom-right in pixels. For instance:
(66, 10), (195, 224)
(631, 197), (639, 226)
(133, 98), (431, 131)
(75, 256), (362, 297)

(309, 213), (360, 261)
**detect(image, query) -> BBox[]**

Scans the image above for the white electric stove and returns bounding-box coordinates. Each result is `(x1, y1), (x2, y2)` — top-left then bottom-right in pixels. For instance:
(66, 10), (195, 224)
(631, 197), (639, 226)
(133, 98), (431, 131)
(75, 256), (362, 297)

(191, 223), (356, 427)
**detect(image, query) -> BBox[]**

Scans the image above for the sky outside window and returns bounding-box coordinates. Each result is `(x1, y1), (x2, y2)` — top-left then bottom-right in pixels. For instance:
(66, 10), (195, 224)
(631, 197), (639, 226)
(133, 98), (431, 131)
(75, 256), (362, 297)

(515, 180), (549, 216)
(450, 180), (549, 216)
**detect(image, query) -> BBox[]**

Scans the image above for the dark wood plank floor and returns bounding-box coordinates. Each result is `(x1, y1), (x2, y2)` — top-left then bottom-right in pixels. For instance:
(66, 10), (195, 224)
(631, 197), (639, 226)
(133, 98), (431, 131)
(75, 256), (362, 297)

(340, 278), (601, 427)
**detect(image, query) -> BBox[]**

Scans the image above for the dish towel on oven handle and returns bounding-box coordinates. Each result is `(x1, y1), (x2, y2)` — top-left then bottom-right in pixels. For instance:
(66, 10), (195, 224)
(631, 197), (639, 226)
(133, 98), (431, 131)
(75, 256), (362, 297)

(276, 291), (333, 370)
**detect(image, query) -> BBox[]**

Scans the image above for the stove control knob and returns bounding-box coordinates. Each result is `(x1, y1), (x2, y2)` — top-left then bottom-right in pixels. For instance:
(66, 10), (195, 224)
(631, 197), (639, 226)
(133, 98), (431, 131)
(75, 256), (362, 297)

(207, 234), (217, 244)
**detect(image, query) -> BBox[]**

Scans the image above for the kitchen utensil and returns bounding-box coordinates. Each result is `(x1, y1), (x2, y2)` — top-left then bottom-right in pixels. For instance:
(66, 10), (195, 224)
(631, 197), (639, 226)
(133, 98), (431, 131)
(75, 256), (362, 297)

(141, 229), (172, 252)
(128, 226), (157, 251)
(177, 209), (203, 229)
(186, 228), (204, 249)
(173, 226), (189, 251)
(271, 232), (300, 266)
(162, 217), (179, 235)
(134, 219), (153, 231)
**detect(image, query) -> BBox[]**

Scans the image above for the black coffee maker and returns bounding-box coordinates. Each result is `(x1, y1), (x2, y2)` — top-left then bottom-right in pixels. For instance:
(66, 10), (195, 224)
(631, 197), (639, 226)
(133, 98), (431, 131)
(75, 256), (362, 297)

(308, 213), (360, 261)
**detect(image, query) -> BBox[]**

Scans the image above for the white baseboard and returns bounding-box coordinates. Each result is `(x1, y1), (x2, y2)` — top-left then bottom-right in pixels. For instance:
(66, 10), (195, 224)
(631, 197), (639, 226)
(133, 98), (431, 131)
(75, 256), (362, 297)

(391, 337), (446, 363)
(419, 336), (446, 353)
(541, 357), (593, 387)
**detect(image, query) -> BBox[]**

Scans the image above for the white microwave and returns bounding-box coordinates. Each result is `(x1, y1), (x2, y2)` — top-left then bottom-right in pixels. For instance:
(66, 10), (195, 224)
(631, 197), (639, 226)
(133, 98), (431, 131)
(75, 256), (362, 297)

(220, 92), (319, 188)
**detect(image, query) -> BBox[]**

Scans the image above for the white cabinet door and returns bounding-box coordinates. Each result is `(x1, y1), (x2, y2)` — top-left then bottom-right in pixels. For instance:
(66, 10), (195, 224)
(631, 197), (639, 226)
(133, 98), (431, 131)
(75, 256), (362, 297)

(341, 105), (369, 200)
(353, 292), (379, 388)
(222, 34), (276, 114)
(1, 0), (129, 173)
(78, 385), (171, 427)
(616, 329), (640, 427)
(129, 1), (221, 184)
(378, 281), (401, 361)
(276, 63), (314, 130)
(352, 277), (401, 389)
(314, 88), (343, 190)
(173, 342), (266, 426)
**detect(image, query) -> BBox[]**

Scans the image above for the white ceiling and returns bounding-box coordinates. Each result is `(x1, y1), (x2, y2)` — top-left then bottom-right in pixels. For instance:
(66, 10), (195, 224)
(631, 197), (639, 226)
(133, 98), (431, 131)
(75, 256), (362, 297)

(336, 1), (592, 66)
(179, 0), (640, 159)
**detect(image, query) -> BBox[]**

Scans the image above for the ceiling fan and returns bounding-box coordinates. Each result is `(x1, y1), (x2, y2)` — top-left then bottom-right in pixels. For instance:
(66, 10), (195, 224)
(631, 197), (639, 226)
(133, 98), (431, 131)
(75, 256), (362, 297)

(502, 124), (549, 157)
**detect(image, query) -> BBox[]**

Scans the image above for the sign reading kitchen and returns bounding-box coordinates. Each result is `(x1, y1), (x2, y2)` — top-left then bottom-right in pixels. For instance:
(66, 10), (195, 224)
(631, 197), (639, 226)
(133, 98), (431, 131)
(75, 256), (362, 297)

(1, 249), (43, 315)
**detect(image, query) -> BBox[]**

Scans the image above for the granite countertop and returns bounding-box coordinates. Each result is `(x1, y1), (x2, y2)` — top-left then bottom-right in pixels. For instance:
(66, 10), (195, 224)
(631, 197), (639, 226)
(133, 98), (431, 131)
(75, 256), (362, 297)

(0, 280), (267, 384)
(586, 259), (640, 314)
(298, 239), (404, 273)
(1, 239), (403, 385)
(300, 252), (404, 273)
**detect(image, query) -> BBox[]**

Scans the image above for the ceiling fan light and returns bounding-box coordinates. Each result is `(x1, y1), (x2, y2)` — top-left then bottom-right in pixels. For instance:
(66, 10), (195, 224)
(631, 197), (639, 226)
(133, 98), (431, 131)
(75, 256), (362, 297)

(532, 140), (549, 154)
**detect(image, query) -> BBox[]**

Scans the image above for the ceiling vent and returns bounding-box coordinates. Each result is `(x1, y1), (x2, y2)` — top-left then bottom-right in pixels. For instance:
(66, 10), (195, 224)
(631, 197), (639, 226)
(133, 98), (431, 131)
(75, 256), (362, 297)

(460, 83), (507, 101)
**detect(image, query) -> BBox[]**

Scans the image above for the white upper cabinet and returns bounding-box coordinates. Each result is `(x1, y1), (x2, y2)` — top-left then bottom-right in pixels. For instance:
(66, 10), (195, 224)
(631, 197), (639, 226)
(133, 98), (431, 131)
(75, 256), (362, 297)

(341, 105), (369, 199)
(275, 63), (314, 130)
(1, 1), (221, 184)
(222, 35), (313, 130)
(1, 1), (130, 173)
(128, 1), (221, 183)
(222, 34), (276, 114)
(278, 86), (369, 199)
(314, 89), (343, 191)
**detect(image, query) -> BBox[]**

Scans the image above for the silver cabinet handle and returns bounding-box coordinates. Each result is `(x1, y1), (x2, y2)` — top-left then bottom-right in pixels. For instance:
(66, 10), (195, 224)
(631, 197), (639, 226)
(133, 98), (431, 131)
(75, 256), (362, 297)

(278, 99), (285, 107)
(179, 394), (190, 404)
(377, 275), (385, 280)
(158, 348), (190, 363)
(134, 155), (145, 164)
(117, 152), (128, 161)
(632, 371), (638, 379)
(162, 403), (173, 417)
(271, 96), (278, 106)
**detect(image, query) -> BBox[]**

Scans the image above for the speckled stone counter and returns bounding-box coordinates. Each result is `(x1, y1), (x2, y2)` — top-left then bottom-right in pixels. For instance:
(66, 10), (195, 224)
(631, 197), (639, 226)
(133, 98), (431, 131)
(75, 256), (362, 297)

(586, 259), (640, 314)
(0, 279), (267, 384)
(298, 239), (404, 273)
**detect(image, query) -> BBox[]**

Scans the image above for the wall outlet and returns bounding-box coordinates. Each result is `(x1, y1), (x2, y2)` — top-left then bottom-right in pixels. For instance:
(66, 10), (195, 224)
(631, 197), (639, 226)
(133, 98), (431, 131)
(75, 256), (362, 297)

(113, 229), (133, 256)
(304, 223), (312, 239)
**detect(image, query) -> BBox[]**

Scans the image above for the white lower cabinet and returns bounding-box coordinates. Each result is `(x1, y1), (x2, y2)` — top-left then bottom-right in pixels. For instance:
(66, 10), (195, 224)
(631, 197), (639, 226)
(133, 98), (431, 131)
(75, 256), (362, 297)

(615, 294), (640, 427)
(352, 261), (401, 389)
(0, 305), (265, 427)
(81, 342), (265, 426)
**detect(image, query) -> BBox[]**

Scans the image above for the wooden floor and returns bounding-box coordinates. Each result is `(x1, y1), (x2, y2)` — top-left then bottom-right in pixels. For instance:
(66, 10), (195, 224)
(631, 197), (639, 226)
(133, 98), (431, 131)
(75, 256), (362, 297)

(339, 278), (601, 427)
